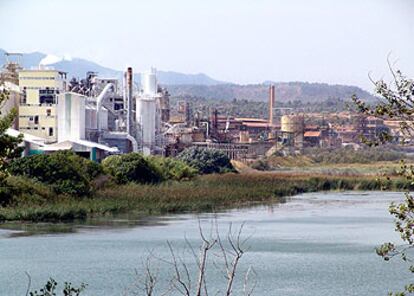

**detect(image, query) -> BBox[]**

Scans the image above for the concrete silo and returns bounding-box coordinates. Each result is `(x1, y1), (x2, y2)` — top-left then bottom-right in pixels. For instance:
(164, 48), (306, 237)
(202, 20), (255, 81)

(136, 68), (158, 155)
(281, 115), (304, 149)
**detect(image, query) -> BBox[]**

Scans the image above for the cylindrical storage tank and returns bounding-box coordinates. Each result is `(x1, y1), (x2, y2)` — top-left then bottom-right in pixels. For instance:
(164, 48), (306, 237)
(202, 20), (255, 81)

(281, 115), (304, 133)
(281, 115), (304, 149)
(136, 97), (156, 155)
(141, 68), (157, 95)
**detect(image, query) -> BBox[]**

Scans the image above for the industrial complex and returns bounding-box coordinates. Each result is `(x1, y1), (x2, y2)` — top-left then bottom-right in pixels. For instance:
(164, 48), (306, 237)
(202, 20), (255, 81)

(0, 52), (400, 162)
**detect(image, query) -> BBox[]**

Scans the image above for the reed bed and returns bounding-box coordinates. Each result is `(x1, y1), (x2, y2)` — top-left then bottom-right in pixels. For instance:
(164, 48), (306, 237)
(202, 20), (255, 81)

(0, 172), (411, 222)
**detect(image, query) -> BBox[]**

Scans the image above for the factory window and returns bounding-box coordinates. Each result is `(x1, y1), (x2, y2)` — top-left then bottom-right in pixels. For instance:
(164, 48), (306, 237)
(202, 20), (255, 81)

(29, 116), (33, 121)
(34, 116), (39, 124)
(46, 109), (51, 116)
(49, 127), (53, 136)
(39, 89), (56, 104)
(42, 127), (45, 130)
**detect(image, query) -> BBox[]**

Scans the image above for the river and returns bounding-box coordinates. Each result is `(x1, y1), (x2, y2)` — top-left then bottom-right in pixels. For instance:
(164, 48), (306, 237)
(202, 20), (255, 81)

(0, 191), (411, 295)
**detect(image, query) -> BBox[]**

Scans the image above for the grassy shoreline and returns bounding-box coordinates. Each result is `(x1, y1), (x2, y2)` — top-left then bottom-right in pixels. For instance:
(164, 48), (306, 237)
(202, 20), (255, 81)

(0, 172), (411, 223)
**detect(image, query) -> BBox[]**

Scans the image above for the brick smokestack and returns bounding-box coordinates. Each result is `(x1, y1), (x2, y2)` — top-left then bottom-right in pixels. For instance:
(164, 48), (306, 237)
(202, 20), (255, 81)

(269, 85), (275, 125)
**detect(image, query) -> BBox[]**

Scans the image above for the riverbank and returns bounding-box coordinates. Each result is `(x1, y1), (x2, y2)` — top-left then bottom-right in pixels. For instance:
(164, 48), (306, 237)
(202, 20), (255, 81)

(0, 172), (411, 223)
(1, 191), (408, 295)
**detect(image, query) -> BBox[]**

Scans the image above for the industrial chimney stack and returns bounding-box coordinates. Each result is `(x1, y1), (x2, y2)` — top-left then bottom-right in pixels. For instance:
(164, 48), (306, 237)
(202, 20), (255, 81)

(269, 85), (275, 125)
(126, 67), (133, 134)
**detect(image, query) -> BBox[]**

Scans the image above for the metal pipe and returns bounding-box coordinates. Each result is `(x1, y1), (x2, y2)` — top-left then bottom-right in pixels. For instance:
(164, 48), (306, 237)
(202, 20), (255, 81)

(126, 134), (139, 152)
(96, 83), (114, 133)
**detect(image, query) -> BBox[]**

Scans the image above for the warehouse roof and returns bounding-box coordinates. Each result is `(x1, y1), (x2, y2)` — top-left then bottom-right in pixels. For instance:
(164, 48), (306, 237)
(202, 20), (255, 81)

(6, 128), (47, 146)
(41, 139), (119, 153)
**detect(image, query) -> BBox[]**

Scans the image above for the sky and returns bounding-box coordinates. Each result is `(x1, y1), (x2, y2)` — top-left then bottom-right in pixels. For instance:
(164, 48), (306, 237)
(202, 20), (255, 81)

(0, 0), (413, 90)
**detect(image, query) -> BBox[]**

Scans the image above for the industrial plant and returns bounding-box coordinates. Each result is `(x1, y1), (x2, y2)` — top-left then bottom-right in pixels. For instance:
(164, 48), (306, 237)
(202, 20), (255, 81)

(0, 52), (398, 162)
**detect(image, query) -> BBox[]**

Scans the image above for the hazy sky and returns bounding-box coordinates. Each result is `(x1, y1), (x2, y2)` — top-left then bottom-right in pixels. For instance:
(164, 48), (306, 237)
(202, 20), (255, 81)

(1, 0), (413, 90)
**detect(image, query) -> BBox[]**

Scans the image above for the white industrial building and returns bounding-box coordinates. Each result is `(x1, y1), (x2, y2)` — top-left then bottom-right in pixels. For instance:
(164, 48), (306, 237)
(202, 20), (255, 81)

(2, 59), (170, 161)
(136, 68), (162, 155)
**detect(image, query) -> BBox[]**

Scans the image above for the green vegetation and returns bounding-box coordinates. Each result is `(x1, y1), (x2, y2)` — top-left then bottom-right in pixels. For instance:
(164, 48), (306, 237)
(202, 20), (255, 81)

(251, 146), (410, 174)
(354, 69), (414, 296)
(168, 81), (375, 104)
(102, 153), (162, 184)
(146, 155), (198, 181)
(0, 172), (411, 223)
(305, 146), (406, 164)
(102, 153), (198, 184)
(0, 87), (22, 179)
(29, 278), (86, 296)
(177, 146), (235, 174)
(0, 175), (53, 206)
(8, 151), (102, 197)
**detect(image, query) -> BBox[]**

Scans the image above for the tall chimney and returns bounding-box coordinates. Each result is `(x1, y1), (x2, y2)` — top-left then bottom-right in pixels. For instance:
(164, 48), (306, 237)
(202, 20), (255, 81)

(269, 85), (275, 125)
(126, 67), (133, 134)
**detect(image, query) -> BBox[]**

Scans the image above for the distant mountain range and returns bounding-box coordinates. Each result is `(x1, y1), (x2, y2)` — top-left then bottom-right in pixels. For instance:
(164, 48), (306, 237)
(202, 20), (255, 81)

(0, 49), (222, 85)
(0, 48), (376, 103)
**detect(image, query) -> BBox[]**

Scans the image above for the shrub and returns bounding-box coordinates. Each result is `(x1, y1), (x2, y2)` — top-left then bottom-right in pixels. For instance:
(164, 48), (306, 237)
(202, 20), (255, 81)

(147, 156), (198, 181)
(7, 151), (100, 196)
(0, 175), (52, 206)
(251, 159), (271, 171)
(102, 153), (162, 184)
(177, 147), (235, 174)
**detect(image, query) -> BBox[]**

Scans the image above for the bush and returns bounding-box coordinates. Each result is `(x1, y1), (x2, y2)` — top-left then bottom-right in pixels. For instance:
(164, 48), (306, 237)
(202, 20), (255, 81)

(147, 156), (198, 181)
(177, 147), (235, 174)
(251, 159), (271, 171)
(0, 175), (52, 206)
(102, 153), (162, 184)
(7, 151), (100, 196)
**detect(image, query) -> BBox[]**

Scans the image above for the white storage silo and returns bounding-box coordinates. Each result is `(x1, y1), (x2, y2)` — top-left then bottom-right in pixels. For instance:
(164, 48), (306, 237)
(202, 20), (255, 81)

(141, 68), (157, 95)
(136, 97), (156, 155)
(57, 92), (86, 142)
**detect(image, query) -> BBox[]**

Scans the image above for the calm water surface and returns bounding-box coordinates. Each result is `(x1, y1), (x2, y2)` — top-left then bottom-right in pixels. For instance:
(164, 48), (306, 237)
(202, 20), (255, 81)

(0, 191), (411, 295)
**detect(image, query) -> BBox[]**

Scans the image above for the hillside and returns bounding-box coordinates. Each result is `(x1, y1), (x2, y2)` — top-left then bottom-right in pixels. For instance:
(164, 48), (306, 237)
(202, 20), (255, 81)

(166, 82), (376, 103)
(0, 49), (375, 103)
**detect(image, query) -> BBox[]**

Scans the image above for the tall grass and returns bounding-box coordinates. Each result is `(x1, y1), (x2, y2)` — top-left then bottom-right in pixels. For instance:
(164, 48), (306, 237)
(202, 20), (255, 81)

(0, 172), (411, 222)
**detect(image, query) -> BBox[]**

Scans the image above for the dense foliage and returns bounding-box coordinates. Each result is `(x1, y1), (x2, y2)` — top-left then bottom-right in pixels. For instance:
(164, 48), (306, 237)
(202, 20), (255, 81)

(102, 153), (198, 184)
(147, 155), (198, 181)
(0, 87), (22, 179)
(305, 146), (405, 164)
(0, 175), (52, 206)
(102, 153), (162, 184)
(177, 147), (235, 174)
(8, 151), (101, 196)
(168, 82), (375, 103)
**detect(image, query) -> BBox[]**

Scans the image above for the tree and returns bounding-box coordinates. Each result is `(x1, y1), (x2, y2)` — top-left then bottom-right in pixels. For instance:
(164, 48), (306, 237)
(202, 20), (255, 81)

(146, 156), (198, 181)
(0, 85), (22, 180)
(102, 153), (162, 184)
(124, 221), (255, 296)
(8, 151), (101, 196)
(177, 147), (235, 175)
(353, 64), (414, 295)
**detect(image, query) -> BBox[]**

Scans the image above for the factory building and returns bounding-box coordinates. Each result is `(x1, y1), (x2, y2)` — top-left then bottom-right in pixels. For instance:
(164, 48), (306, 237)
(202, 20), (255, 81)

(18, 69), (67, 143)
(135, 68), (165, 155)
